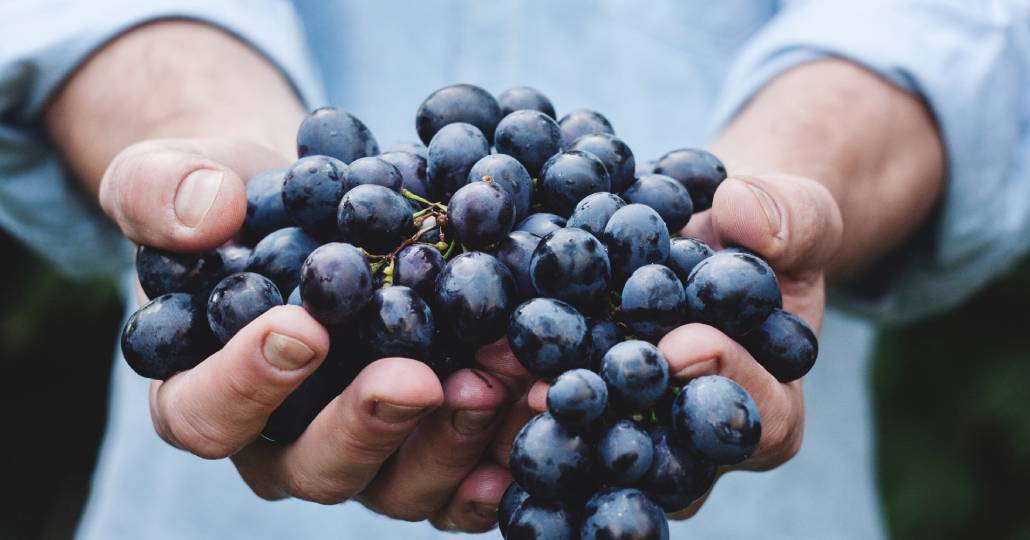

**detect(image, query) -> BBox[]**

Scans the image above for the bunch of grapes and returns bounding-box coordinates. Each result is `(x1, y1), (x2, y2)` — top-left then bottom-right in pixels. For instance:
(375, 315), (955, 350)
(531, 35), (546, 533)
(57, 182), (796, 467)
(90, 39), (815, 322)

(121, 84), (819, 539)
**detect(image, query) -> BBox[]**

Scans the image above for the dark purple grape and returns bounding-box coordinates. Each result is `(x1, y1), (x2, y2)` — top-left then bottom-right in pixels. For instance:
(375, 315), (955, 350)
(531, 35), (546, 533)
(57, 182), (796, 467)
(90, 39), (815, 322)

(497, 86), (556, 119)
(447, 180), (515, 249)
(509, 412), (594, 500)
(426, 122), (490, 201)
(360, 286), (434, 361)
(683, 251), (781, 337)
(672, 375), (761, 465)
(602, 204), (671, 283)
(494, 110), (563, 177)
(383, 141), (427, 160)
(494, 230), (542, 299)
(566, 192), (625, 240)
(468, 154), (533, 223)
(427, 328), (476, 379)
(538, 151), (611, 217)
(282, 155), (347, 238)
(296, 106), (379, 164)
(558, 109), (614, 149)
(394, 243), (445, 300)
(642, 426), (717, 512)
(121, 293), (217, 380)
(588, 318), (623, 369)
(547, 368), (607, 428)
(242, 169), (292, 242)
(415, 84), (501, 145)
(206, 272), (283, 343)
(498, 482), (530, 537)
(667, 237), (714, 285)
(506, 498), (576, 540)
(247, 227), (320, 295)
(216, 242), (252, 275)
(580, 488), (669, 540)
(508, 297), (591, 378)
(620, 264), (686, 343)
(136, 245), (225, 299)
(597, 419), (654, 485)
(515, 213), (566, 238)
(529, 227), (611, 313)
(342, 156), (403, 192)
(413, 214), (443, 244)
(568, 133), (636, 193)
(434, 252), (517, 346)
(337, 184), (414, 254)
(600, 340), (669, 412)
(622, 174), (694, 232)
(299, 242), (373, 326)
(741, 309), (818, 382)
(378, 151), (430, 199)
(653, 148), (727, 211)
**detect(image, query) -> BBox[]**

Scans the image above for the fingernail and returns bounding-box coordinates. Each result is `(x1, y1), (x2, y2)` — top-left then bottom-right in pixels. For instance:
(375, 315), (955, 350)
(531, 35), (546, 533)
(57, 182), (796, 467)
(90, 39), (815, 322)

(675, 359), (718, 381)
(744, 182), (781, 233)
(174, 169), (224, 228)
(374, 402), (426, 424)
(452, 409), (497, 435)
(470, 502), (497, 520)
(263, 332), (316, 370)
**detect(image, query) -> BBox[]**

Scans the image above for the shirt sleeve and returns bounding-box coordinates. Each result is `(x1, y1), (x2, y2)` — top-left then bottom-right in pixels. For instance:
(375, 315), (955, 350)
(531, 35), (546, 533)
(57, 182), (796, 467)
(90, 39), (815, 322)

(707, 0), (1030, 323)
(0, 0), (325, 280)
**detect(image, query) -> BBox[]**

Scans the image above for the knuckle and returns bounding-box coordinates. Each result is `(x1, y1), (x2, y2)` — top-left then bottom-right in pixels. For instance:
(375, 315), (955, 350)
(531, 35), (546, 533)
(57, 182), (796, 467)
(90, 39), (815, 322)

(285, 471), (351, 505)
(167, 406), (236, 459)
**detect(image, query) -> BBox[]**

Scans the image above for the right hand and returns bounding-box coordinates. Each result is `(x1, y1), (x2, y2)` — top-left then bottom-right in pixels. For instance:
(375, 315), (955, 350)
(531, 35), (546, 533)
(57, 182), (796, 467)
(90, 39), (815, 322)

(103, 138), (524, 533)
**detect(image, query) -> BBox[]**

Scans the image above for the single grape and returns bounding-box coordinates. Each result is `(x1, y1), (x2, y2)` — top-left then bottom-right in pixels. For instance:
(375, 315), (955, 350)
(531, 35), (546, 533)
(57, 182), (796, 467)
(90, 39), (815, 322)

(136, 245), (225, 299)
(557, 109), (614, 149)
(360, 286), (434, 361)
(342, 156), (404, 192)
(242, 169), (292, 242)
(568, 133), (636, 193)
(447, 179), (516, 249)
(337, 184), (415, 254)
(515, 213), (566, 238)
(468, 154), (533, 223)
(494, 110), (563, 177)
(600, 340), (669, 412)
(672, 375), (762, 465)
(206, 272), (284, 343)
(566, 192), (626, 240)
(497, 86), (556, 119)
(642, 426), (717, 512)
(622, 174), (694, 232)
(494, 230), (542, 299)
(538, 151), (611, 217)
(508, 297), (591, 378)
(121, 293), (217, 380)
(588, 317), (623, 369)
(653, 148), (727, 211)
(383, 140), (427, 160)
(602, 204), (671, 283)
(394, 243), (445, 300)
(667, 237), (714, 285)
(413, 214), (443, 244)
(379, 150), (431, 199)
(282, 155), (348, 238)
(509, 412), (594, 500)
(498, 482), (531, 538)
(620, 264), (686, 343)
(434, 252), (517, 346)
(741, 308), (819, 382)
(415, 84), (502, 145)
(547, 369), (607, 428)
(299, 242), (374, 327)
(426, 122), (490, 201)
(505, 498), (576, 540)
(529, 227), (611, 313)
(427, 328), (476, 379)
(296, 106), (379, 164)
(683, 250), (781, 337)
(216, 242), (252, 275)
(247, 227), (320, 295)
(597, 419), (654, 485)
(580, 488), (669, 540)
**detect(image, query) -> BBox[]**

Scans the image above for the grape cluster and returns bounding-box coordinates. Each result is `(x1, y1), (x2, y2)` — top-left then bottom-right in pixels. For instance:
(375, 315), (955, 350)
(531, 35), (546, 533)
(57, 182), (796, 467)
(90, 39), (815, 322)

(120, 84), (819, 538)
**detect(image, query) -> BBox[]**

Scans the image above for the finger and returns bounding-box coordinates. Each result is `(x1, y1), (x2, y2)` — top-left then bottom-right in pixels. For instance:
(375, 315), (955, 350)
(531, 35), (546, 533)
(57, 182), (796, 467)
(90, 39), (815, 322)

(234, 357), (444, 504)
(658, 323), (804, 470)
(150, 305), (329, 458)
(475, 338), (533, 396)
(527, 380), (548, 413)
(490, 392), (539, 466)
(99, 138), (288, 251)
(679, 210), (719, 248)
(430, 463), (513, 533)
(358, 368), (508, 521)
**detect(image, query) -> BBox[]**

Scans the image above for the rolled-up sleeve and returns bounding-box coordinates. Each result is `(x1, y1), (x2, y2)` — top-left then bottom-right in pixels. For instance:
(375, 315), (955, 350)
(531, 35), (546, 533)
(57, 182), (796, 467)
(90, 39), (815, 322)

(0, 0), (324, 279)
(708, 0), (1030, 323)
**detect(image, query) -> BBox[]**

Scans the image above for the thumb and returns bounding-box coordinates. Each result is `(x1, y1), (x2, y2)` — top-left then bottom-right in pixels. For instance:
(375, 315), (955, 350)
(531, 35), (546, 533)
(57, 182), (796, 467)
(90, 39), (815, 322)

(709, 175), (842, 277)
(99, 138), (290, 251)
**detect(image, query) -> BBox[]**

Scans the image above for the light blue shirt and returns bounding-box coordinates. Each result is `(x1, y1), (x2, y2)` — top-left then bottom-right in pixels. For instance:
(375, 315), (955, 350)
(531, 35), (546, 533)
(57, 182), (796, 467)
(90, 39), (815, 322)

(1, 1), (1028, 538)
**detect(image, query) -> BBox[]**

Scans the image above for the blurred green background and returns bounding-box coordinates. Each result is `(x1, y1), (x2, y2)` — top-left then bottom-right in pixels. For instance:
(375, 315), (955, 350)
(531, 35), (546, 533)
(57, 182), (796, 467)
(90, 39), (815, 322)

(0, 228), (1027, 539)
